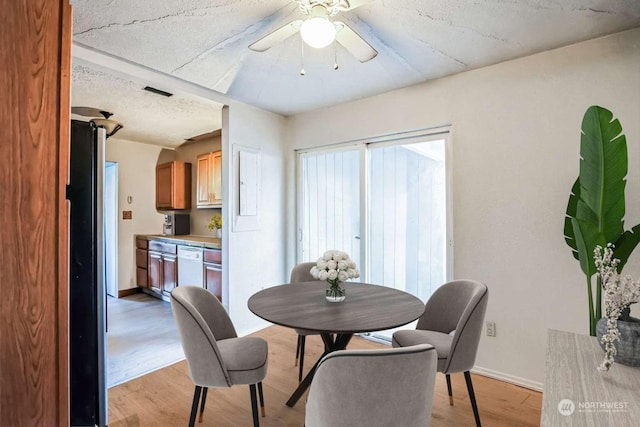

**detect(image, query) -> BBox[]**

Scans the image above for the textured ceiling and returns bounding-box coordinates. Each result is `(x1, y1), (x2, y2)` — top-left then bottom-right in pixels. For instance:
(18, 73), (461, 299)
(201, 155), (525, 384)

(71, 59), (222, 148)
(71, 0), (640, 115)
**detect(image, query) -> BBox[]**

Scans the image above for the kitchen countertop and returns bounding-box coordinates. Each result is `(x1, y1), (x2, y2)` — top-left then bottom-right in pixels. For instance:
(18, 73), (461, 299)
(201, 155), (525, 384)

(137, 234), (221, 249)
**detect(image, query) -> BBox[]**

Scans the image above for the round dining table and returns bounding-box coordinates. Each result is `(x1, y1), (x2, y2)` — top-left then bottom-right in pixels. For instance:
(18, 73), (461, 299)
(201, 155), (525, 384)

(247, 281), (425, 407)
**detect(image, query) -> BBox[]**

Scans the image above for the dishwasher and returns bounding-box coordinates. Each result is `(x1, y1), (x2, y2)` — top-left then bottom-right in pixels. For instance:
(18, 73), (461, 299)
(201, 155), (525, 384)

(177, 246), (204, 288)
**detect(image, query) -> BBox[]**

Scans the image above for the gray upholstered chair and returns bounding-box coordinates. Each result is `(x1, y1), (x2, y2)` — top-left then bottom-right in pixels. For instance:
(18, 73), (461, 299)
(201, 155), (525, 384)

(392, 279), (488, 427)
(170, 286), (268, 427)
(290, 262), (321, 382)
(305, 344), (438, 427)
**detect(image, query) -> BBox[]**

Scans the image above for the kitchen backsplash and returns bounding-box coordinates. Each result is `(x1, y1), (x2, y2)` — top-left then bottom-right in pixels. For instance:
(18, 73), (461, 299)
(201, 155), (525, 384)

(190, 207), (222, 236)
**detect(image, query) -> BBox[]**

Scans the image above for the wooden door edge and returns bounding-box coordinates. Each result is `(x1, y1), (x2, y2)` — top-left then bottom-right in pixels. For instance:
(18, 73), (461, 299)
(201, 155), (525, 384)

(57, 1), (72, 426)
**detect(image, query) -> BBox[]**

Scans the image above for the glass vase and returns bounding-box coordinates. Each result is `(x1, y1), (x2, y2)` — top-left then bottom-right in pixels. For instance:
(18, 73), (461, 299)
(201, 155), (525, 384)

(325, 280), (346, 303)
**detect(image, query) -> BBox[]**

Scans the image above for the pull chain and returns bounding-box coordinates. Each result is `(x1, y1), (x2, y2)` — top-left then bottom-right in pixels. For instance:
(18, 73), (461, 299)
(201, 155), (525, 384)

(300, 36), (306, 76)
(333, 39), (339, 70)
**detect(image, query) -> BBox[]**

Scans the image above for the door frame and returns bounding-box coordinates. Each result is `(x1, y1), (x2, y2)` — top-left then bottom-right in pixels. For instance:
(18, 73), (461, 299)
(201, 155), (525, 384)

(105, 161), (119, 298)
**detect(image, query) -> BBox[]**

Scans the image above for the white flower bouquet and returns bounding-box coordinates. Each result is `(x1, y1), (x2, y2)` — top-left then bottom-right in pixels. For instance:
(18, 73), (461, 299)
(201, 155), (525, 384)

(595, 244), (640, 371)
(310, 250), (360, 302)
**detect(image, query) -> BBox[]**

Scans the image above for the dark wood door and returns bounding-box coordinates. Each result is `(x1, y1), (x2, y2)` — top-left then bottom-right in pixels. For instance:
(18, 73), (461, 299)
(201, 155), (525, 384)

(204, 263), (222, 301)
(162, 254), (177, 295)
(148, 251), (163, 293)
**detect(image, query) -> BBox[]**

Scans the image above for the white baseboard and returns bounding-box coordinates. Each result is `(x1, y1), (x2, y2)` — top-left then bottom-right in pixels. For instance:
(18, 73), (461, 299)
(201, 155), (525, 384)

(359, 335), (544, 392)
(237, 322), (271, 338)
(471, 366), (543, 392)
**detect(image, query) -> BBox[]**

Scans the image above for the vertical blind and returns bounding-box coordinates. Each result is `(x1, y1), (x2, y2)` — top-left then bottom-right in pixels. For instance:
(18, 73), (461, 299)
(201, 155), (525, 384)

(368, 140), (446, 302)
(300, 149), (361, 267)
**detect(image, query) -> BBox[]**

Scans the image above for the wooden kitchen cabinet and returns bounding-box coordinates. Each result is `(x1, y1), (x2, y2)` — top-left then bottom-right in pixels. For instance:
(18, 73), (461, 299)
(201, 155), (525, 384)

(136, 248), (148, 268)
(204, 263), (222, 301)
(148, 251), (163, 293)
(136, 238), (149, 288)
(196, 151), (222, 208)
(211, 151), (222, 205)
(162, 254), (177, 296)
(136, 267), (148, 288)
(147, 241), (177, 296)
(196, 154), (211, 206)
(156, 161), (192, 210)
(204, 248), (222, 301)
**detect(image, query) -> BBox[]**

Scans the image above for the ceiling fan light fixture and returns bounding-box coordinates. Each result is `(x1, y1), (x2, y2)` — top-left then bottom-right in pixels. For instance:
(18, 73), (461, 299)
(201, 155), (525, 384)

(300, 6), (336, 49)
(91, 118), (123, 138)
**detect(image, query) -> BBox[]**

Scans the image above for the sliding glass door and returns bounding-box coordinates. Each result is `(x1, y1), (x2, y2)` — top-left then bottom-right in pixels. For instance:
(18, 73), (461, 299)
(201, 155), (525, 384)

(298, 130), (451, 340)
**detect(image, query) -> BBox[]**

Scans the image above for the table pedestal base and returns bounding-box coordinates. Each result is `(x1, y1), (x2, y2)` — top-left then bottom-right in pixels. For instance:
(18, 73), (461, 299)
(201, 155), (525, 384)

(285, 332), (353, 407)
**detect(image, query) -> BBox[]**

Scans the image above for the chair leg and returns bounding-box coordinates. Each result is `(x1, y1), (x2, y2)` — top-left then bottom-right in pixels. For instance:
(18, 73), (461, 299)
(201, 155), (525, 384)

(295, 335), (301, 366)
(250, 384), (260, 427)
(189, 386), (202, 427)
(445, 374), (453, 406)
(298, 335), (306, 383)
(257, 381), (265, 417)
(198, 387), (208, 423)
(464, 371), (481, 427)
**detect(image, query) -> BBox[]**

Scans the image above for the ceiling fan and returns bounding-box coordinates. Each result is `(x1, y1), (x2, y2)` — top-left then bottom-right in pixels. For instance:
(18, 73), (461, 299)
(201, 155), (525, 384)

(71, 106), (123, 137)
(249, 0), (377, 63)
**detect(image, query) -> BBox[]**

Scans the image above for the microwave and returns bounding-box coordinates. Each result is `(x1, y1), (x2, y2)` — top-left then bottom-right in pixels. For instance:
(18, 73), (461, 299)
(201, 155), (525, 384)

(163, 213), (190, 235)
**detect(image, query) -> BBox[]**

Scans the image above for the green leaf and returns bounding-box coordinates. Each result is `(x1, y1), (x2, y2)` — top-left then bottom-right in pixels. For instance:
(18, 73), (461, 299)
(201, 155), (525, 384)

(564, 178), (580, 260)
(571, 218), (605, 278)
(578, 106), (627, 243)
(613, 224), (640, 272)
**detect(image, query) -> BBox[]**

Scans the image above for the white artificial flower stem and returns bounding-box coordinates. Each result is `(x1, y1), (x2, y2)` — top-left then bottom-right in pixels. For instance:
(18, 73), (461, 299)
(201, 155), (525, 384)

(594, 244), (640, 372)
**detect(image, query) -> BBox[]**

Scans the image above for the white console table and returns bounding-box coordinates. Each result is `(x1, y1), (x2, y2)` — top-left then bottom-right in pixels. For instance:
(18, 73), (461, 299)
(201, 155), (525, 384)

(541, 329), (640, 426)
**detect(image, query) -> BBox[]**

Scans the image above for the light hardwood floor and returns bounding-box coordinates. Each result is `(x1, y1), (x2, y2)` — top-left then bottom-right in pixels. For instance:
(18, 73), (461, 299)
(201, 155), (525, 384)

(107, 293), (184, 387)
(108, 325), (541, 426)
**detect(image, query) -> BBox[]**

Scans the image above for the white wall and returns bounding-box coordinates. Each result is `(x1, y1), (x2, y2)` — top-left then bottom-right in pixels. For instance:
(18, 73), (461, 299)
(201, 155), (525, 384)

(106, 138), (166, 291)
(285, 28), (640, 388)
(223, 104), (288, 335)
(174, 136), (222, 235)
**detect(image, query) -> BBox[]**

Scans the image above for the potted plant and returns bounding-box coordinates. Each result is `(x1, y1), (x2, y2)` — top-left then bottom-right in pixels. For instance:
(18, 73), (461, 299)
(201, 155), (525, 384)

(594, 244), (640, 370)
(208, 213), (222, 238)
(564, 105), (640, 336)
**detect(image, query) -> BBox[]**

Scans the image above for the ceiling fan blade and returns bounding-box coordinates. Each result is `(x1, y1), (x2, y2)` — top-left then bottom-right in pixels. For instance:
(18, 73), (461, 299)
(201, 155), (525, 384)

(342, 0), (374, 11)
(71, 106), (107, 117)
(249, 20), (303, 52)
(185, 130), (221, 143)
(335, 22), (378, 63)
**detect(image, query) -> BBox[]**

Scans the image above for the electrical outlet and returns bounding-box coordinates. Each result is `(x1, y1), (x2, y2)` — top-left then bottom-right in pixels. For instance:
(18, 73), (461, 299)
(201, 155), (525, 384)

(486, 321), (496, 337)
